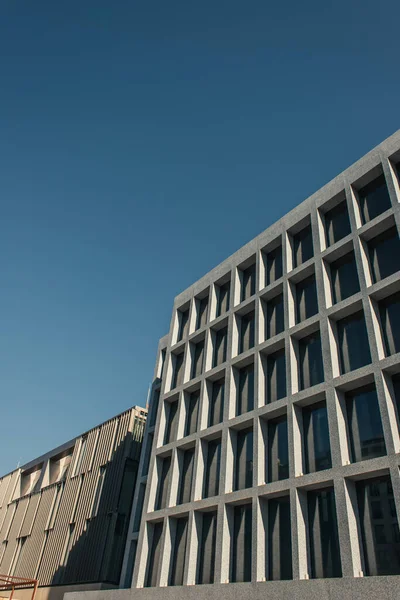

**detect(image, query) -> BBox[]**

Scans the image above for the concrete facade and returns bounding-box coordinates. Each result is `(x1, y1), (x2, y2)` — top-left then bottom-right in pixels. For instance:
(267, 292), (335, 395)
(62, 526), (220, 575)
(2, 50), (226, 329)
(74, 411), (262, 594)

(0, 406), (147, 598)
(64, 129), (399, 600)
(107, 130), (400, 600)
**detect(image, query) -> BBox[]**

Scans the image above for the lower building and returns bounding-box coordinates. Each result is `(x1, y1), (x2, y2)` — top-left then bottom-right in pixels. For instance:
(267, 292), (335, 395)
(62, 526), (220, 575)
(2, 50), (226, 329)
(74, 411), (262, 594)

(0, 406), (146, 600)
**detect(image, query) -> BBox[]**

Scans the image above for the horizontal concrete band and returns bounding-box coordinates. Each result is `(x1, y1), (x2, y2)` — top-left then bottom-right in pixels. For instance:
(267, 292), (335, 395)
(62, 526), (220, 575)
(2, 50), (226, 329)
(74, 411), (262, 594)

(65, 576), (400, 600)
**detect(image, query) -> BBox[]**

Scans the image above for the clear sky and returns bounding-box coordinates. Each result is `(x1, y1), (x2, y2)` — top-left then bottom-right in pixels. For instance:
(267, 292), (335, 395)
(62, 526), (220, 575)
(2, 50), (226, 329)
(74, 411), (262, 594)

(0, 0), (399, 475)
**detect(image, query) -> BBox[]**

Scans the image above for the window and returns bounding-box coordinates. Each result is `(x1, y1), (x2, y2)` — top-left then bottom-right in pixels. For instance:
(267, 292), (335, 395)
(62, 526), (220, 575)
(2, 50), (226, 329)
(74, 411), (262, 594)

(236, 363), (254, 415)
(265, 293), (284, 339)
(196, 296), (209, 330)
(367, 226), (400, 283)
(164, 399), (178, 444)
(142, 434), (153, 477)
(307, 487), (342, 578)
(296, 274), (318, 323)
(149, 389), (160, 427)
(155, 456), (171, 510)
(267, 416), (289, 482)
(171, 353), (184, 389)
(298, 331), (324, 390)
(303, 401), (332, 473)
(145, 522), (163, 587)
(178, 448), (194, 505)
(234, 427), (253, 491)
(293, 223), (313, 268)
(216, 281), (230, 317)
(345, 385), (386, 462)
(231, 504), (252, 582)
(203, 439), (221, 498)
(197, 511), (217, 584)
(133, 483), (146, 532)
(266, 245), (283, 285)
(169, 517), (188, 586)
(329, 251), (360, 304)
(336, 310), (371, 374)
(185, 391), (199, 436)
(356, 475), (400, 575)
(91, 465), (106, 517)
(177, 308), (189, 342)
(239, 311), (255, 354)
(20, 465), (42, 496)
(393, 375), (400, 420)
(265, 349), (286, 403)
(379, 291), (400, 356)
(357, 174), (392, 224)
(191, 341), (204, 379)
(208, 378), (224, 427)
(241, 263), (256, 302)
(324, 200), (351, 246)
(267, 496), (292, 580)
(213, 326), (228, 367)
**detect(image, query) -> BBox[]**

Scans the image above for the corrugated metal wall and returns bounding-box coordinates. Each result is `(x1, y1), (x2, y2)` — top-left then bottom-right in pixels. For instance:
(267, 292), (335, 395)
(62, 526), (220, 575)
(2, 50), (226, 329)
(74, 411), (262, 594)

(0, 407), (146, 588)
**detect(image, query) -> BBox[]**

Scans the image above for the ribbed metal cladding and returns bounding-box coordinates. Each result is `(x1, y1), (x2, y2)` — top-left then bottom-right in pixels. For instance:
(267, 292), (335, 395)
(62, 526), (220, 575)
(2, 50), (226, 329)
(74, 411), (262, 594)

(0, 406), (146, 589)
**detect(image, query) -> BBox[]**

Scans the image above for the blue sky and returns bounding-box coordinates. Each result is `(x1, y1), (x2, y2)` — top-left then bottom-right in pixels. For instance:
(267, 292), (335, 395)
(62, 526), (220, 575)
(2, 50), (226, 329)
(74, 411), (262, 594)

(0, 0), (399, 474)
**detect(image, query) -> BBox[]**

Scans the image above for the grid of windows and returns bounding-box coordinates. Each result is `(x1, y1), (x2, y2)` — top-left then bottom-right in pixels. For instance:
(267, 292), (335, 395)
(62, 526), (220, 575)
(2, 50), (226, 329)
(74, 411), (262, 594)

(131, 142), (400, 592)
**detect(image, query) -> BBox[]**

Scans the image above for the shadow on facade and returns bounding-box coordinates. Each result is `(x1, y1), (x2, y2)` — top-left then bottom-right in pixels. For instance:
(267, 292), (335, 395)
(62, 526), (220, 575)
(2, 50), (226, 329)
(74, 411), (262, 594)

(47, 424), (144, 598)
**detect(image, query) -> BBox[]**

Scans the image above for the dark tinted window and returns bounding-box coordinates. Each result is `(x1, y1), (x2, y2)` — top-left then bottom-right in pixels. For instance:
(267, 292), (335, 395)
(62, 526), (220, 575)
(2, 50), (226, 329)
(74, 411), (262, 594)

(266, 245), (283, 285)
(236, 363), (254, 415)
(177, 448), (194, 505)
(209, 379), (224, 427)
(368, 226), (400, 283)
(171, 353), (184, 389)
(213, 327), (227, 367)
(235, 428), (253, 490)
(379, 292), (400, 356)
(299, 331), (324, 390)
(265, 293), (284, 339)
(203, 439), (221, 498)
(267, 416), (289, 482)
(216, 281), (230, 317)
(346, 385), (386, 463)
(196, 296), (209, 329)
(330, 251), (360, 303)
(231, 505), (252, 582)
(358, 175), (392, 224)
(296, 274), (318, 323)
(197, 512), (217, 584)
(266, 349), (286, 403)
(308, 488), (342, 578)
(303, 401), (332, 473)
(293, 223), (313, 267)
(337, 310), (371, 374)
(177, 309), (189, 342)
(267, 497), (292, 580)
(169, 517), (188, 586)
(155, 456), (171, 510)
(356, 476), (400, 575)
(164, 400), (178, 445)
(185, 391), (199, 436)
(241, 263), (256, 302)
(324, 200), (351, 246)
(239, 311), (255, 354)
(191, 341), (204, 379)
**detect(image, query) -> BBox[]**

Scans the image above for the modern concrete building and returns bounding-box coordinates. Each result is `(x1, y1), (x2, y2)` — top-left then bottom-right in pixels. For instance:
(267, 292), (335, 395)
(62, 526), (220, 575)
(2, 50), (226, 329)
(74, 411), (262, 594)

(99, 130), (400, 600)
(0, 406), (147, 600)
